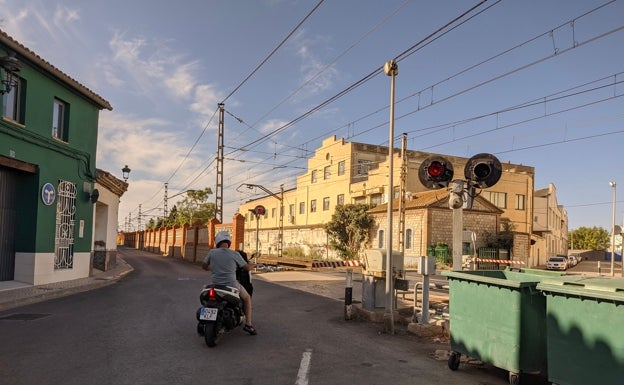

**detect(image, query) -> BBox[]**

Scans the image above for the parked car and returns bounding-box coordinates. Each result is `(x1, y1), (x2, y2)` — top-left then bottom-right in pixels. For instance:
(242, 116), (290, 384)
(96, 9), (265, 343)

(547, 256), (568, 271)
(566, 255), (577, 267)
(569, 254), (581, 266)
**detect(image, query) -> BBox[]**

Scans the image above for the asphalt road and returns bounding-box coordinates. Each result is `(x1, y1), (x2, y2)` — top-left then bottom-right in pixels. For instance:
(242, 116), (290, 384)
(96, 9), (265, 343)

(0, 252), (522, 385)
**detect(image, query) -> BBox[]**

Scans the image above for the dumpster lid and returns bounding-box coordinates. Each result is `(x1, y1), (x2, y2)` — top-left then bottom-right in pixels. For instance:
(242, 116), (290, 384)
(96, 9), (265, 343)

(442, 269), (546, 289)
(537, 277), (624, 301)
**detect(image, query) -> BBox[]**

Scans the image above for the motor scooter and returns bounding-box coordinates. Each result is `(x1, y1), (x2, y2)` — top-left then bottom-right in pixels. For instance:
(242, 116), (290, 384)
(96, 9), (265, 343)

(196, 284), (245, 347)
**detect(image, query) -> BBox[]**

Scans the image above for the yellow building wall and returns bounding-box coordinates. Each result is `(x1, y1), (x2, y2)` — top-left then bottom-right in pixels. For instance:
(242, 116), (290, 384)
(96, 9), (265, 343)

(238, 135), (536, 258)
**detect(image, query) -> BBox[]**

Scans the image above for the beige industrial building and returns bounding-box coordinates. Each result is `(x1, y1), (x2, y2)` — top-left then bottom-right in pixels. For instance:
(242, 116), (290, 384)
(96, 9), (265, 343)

(532, 183), (569, 266)
(238, 135), (562, 266)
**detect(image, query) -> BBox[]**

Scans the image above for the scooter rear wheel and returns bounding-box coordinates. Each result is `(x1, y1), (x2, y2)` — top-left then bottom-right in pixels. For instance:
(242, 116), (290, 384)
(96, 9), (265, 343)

(204, 322), (218, 347)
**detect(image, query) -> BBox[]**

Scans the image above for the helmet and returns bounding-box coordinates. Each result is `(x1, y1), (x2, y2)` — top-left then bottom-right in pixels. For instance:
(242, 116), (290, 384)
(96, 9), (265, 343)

(214, 231), (232, 248)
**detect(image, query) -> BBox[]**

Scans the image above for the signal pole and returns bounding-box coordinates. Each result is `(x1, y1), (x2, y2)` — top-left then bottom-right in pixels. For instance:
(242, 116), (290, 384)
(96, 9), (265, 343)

(383, 59), (398, 334)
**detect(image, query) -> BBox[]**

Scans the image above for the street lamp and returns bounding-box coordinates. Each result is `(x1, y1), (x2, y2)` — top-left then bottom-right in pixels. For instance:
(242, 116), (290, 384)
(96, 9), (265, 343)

(0, 52), (21, 95)
(122, 165), (131, 182)
(610, 181), (616, 277)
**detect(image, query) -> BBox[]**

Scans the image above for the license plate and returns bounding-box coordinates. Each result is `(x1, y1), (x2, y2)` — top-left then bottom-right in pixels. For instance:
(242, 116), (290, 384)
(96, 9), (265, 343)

(199, 307), (218, 321)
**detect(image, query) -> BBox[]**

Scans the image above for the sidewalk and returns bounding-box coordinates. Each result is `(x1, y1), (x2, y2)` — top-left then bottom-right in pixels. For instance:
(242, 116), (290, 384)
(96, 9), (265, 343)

(0, 256), (134, 312)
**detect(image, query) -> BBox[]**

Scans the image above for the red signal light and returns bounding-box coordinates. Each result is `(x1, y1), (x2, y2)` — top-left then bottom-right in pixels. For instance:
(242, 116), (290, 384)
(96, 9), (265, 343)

(427, 161), (445, 178)
(254, 205), (266, 216)
(418, 156), (454, 189)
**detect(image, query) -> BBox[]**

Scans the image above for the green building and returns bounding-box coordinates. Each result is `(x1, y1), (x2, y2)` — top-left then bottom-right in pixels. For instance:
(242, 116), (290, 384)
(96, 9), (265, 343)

(0, 29), (112, 285)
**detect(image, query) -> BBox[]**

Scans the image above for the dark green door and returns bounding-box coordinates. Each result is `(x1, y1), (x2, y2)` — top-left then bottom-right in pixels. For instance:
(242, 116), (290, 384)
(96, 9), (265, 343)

(0, 166), (17, 281)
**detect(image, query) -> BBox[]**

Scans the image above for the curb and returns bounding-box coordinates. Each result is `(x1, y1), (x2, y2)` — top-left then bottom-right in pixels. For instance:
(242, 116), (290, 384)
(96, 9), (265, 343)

(352, 304), (448, 338)
(0, 259), (134, 313)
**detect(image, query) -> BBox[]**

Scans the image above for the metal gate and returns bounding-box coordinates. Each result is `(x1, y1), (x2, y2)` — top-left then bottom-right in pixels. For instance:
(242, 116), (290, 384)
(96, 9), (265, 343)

(0, 166), (17, 281)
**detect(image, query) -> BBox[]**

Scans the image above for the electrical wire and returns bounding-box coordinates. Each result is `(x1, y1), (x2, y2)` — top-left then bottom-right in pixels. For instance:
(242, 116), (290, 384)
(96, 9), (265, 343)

(220, 0), (326, 104)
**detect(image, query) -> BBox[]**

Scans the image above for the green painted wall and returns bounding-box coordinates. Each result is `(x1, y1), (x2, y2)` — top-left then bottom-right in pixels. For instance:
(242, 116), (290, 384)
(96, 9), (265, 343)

(1, 49), (105, 254)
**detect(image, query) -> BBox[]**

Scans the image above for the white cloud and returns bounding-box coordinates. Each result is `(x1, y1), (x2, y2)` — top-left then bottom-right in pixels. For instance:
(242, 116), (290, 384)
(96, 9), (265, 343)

(164, 61), (200, 98)
(53, 4), (80, 26)
(291, 30), (339, 99)
(108, 32), (205, 101)
(97, 111), (201, 179)
(258, 118), (288, 135)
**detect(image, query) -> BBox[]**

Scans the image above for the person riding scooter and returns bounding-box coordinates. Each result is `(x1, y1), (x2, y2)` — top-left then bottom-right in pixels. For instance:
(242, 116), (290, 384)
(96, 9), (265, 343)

(202, 231), (257, 335)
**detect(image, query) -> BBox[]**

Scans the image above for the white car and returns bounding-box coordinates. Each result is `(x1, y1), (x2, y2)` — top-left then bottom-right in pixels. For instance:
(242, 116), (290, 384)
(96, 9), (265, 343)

(546, 256), (567, 271)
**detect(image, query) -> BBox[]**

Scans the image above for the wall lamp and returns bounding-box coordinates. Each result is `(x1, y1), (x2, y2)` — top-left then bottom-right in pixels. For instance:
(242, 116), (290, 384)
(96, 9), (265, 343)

(0, 52), (21, 95)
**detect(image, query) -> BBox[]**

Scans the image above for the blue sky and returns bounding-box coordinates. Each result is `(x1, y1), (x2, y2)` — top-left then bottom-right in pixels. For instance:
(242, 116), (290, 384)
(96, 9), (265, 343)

(2, 0), (623, 231)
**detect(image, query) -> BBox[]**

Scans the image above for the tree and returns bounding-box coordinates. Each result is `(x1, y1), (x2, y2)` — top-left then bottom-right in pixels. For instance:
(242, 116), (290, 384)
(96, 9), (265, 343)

(569, 226), (610, 250)
(173, 188), (215, 226)
(324, 203), (374, 260)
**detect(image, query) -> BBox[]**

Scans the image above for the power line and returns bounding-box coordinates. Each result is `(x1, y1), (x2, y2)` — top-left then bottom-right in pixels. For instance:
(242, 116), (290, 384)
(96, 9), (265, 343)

(222, 0), (492, 158)
(220, 0), (326, 104)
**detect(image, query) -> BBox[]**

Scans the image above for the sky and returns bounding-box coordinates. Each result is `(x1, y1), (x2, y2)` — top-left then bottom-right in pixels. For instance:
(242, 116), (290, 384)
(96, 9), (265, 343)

(1, 0), (623, 232)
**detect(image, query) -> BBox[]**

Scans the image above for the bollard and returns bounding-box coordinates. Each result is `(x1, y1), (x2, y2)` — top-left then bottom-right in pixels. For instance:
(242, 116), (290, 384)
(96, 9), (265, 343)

(344, 268), (353, 320)
(421, 274), (430, 325)
(412, 282), (422, 323)
(598, 261), (601, 276)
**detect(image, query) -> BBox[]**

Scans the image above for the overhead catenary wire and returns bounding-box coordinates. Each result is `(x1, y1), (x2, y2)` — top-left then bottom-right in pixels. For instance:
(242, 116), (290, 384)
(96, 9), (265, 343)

(220, 0), (326, 104)
(121, 1), (622, 225)
(223, 0), (494, 157)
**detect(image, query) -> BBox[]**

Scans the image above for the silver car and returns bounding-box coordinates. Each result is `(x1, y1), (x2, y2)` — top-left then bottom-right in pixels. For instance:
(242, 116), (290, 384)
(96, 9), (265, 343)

(547, 256), (567, 271)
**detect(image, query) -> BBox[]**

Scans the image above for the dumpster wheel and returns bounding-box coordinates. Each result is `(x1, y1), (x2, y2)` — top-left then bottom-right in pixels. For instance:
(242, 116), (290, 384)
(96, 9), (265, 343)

(508, 372), (519, 385)
(447, 351), (460, 371)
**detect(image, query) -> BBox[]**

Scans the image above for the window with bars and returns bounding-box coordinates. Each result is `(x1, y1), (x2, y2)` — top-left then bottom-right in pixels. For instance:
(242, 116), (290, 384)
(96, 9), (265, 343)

(337, 160), (345, 176)
(54, 180), (76, 269)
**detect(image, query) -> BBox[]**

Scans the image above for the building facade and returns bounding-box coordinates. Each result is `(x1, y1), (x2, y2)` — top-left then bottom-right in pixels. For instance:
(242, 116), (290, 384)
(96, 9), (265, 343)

(93, 169), (128, 271)
(368, 190), (503, 259)
(0, 29), (112, 284)
(238, 135), (536, 261)
(532, 183), (569, 266)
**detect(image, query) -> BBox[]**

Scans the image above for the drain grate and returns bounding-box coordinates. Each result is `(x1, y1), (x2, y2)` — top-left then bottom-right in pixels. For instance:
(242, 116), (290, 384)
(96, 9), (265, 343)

(0, 313), (51, 321)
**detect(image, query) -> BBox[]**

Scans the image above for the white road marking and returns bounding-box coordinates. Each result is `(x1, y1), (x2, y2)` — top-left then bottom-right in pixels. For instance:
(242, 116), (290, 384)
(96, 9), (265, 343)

(295, 348), (313, 385)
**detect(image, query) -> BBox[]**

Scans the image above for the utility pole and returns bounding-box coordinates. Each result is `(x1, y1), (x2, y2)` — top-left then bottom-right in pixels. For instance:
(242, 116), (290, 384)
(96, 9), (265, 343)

(215, 103), (225, 223)
(164, 182), (168, 220)
(279, 184), (284, 258)
(398, 133), (407, 253)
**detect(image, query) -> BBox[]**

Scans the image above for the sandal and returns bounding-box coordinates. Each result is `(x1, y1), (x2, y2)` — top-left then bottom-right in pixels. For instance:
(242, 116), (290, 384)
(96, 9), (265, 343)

(243, 324), (257, 335)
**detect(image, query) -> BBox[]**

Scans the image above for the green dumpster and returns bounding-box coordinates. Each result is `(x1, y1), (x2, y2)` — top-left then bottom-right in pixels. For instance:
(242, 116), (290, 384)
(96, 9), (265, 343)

(537, 277), (624, 385)
(442, 268), (563, 385)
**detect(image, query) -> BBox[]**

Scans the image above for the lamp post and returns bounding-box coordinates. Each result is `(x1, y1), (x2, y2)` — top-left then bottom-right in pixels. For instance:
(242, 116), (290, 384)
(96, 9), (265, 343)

(610, 181), (616, 277)
(383, 59), (398, 334)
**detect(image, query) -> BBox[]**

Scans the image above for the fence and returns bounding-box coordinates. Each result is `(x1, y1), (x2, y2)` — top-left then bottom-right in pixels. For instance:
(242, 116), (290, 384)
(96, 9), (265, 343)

(119, 214), (245, 262)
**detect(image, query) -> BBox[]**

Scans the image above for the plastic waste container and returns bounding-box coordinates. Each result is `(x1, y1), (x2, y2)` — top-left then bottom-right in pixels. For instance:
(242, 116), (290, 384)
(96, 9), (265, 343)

(442, 268), (564, 385)
(536, 277), (624, 385)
